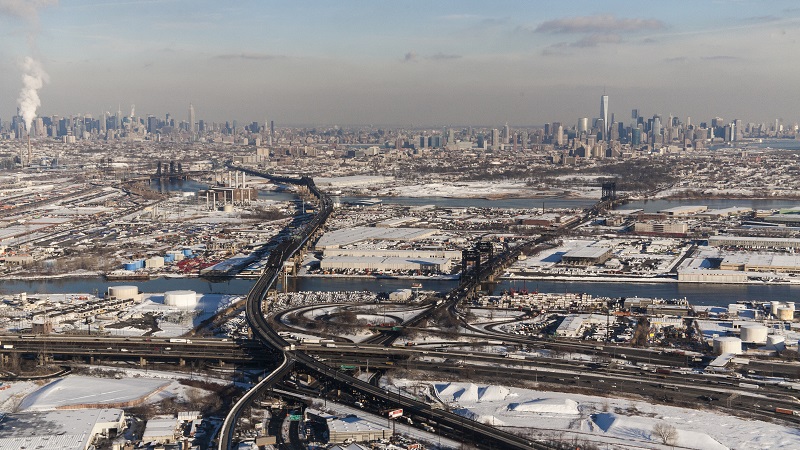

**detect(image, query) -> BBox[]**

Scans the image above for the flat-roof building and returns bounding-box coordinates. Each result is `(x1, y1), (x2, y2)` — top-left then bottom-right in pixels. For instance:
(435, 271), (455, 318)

(561, 246), (612, 266)
(0, 409), (125, 450)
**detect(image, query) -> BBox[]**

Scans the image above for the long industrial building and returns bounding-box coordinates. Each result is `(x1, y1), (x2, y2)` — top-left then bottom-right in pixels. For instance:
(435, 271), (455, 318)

(720, 253), (800, 273)
(320, 255), (451, 273)
(315, 226), (438, 249)
(708, 235), (800, 250)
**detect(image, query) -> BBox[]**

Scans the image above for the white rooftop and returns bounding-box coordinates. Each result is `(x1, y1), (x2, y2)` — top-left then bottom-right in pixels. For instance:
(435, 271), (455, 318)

(0, 408), (123, 450)
(315, 227), (438, 249)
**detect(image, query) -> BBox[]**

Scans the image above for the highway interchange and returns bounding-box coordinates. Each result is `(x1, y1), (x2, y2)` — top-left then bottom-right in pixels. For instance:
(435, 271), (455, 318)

(3, 168), (799, 449)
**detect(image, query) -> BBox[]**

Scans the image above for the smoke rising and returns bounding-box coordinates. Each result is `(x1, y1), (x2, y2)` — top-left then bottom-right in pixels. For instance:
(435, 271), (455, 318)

(0, 0), (57, 22)
(0, 1), (57, 133)
(18, 56), (49, 133)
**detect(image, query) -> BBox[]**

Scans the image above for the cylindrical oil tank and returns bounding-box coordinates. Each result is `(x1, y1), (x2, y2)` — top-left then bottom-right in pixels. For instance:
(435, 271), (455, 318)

(108, 286), (139, 300)
(164, 290), (198, 309)
(777, 307), (794, 321)
(770, 301), (782, 316)
(182, 248), (193, 257)
(19, 292), (27, 302)
(713, 336), (742, 355)
(145, 256), (164, 269)
(728, 303), (745, 315)
(223, 204), (234, 213)
(786, 302), (796, 311)
(123, 261), (139, 271)
(163, 253), (175, 263)
(167, 251), (184, 262)
(740, 324), (769, 343)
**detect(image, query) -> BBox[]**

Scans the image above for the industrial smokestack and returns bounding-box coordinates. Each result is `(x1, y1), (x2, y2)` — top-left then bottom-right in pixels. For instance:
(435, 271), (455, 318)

(27, 133), (31, 167)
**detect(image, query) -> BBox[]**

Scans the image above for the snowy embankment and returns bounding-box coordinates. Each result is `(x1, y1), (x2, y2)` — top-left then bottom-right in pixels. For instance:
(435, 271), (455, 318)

(388, 380), (799, 450)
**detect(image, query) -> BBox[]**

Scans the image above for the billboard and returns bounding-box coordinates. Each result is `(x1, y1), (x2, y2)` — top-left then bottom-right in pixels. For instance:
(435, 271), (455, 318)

(387, 409), (403, 419)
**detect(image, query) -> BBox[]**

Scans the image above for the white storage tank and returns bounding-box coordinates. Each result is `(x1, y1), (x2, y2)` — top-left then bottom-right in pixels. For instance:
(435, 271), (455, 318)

(108, 285), (139, 300)
(740, 324), (769, 344)
(713, 336), (742, 355)
(166, 250), (185, 262)
(164, 290), (198, 309)
(777, 307), (795, 321)
(145, 256), (164, 269)
(786, 302), (796, 311)
(770, 301), (782, 316)
(727, 303), (745, 315)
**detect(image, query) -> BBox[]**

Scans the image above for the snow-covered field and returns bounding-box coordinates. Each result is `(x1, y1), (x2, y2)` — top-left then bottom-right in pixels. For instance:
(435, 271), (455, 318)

(18, 375), (169, 410)
(388, 380), (800, 450)
(376, 180), (569, 199)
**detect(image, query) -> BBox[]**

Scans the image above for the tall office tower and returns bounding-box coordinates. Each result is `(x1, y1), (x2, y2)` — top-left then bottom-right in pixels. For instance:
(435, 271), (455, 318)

(596, 119), (605, 142)
(491, 128), (500, 148)
(556, 125), (564, 146)
(503, 123), (510, 144)
(734, 119), (743, 141)
(520, 130), (528, 148)
(448, 128), (455, 145)
(578, 117), (589, 134)
(270, 120), (275, 135)
(610, 122), (619, 141)
(652, 116), (662, 145)
(600, 94), (609, 140)
(188, 104), (195, 135)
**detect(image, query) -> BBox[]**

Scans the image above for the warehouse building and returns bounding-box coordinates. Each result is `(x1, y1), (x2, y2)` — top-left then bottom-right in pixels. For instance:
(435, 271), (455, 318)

(315, 227), (438, 249)
(634, 221), (688, 236)
(719, 253), (800, 273)
(561, 246), (612, 266)
(323, 248), (462, 259)
(659, 205), (708, 216)
(708, 235), (800, 250)
(320, 256), (451, 273)
(0, 409), (125, 450)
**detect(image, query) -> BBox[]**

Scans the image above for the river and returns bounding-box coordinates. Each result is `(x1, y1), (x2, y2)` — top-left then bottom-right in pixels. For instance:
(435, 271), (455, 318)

(8, 173), (797, 307)
(3, 275), (797, 308)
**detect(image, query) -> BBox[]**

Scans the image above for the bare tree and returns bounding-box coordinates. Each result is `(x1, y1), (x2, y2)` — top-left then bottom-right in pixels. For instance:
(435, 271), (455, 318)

(653, 422), (678, 445)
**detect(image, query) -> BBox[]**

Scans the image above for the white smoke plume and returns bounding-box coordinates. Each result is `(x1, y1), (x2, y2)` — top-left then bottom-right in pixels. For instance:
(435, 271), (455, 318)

(0, 1), (57, 133)
(0, 0), (57, 23)
(18, 56), (49, 132)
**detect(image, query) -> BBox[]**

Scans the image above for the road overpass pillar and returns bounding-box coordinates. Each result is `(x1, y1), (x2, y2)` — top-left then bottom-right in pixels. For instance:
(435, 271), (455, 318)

(139, 357), (147, 366)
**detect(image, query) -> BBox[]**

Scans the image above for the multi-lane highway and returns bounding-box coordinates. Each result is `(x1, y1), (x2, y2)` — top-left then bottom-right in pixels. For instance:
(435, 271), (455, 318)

(219, 169), (555, 449)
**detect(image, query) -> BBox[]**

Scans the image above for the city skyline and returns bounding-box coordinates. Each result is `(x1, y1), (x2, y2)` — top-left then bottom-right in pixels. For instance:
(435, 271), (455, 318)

(2, 1), (800, 126)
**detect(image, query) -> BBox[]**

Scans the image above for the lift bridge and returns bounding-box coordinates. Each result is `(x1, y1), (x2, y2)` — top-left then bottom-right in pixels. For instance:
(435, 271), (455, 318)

(151, 160), (190, 181)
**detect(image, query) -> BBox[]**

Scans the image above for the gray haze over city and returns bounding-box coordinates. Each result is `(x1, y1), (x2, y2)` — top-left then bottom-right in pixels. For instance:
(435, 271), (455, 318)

(3, 0), (800, 125)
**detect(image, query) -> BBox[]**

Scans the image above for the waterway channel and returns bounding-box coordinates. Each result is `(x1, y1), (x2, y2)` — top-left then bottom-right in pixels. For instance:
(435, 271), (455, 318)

(8, 178), (800, 307)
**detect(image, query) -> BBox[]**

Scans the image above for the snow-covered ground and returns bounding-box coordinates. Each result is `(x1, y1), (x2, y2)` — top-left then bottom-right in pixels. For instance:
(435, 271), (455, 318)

(387, 379), (799, 450)
(376, 180), (570, 199)
(18, 375), (169, 411)
(108, 293), (241, 337)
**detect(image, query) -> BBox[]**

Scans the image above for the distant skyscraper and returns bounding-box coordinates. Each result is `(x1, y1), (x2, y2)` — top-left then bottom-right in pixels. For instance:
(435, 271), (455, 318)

(491, 128), (500, 148)
(503, 123), (510, 144)
(578, 117), (589, 134)
(188, 104), (195, 136)
(556, 125), (564, 146)
(600, 94), (609, 141)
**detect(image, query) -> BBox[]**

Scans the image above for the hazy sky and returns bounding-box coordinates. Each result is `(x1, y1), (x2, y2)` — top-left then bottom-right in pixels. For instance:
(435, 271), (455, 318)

(2, 0), (800, 127)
